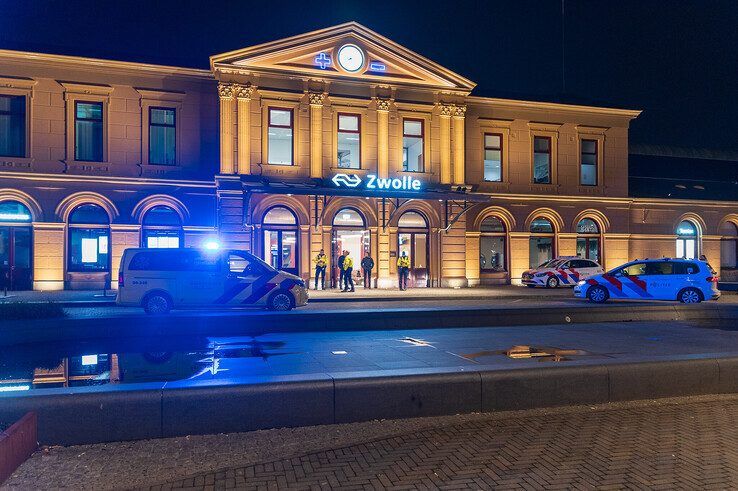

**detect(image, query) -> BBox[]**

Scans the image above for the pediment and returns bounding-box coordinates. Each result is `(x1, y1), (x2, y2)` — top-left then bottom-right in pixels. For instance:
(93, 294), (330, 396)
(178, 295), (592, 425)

(211, 22), (475, 92)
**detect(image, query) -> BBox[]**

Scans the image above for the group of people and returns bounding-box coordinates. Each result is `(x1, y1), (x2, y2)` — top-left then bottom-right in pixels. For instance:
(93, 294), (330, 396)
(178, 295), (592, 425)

(313, 249), (411, 291)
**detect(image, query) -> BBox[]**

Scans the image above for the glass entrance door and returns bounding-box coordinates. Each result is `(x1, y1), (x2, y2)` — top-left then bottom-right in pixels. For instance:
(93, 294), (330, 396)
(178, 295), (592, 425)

(332, 229), (370, 288)
(263, 229), (298, 275)
(398, 232), (429, 288)
(0, 226), (32, 291)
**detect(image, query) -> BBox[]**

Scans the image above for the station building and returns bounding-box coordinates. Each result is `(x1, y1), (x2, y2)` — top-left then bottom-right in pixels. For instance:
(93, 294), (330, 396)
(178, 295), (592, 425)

(1, 22), (737, 291)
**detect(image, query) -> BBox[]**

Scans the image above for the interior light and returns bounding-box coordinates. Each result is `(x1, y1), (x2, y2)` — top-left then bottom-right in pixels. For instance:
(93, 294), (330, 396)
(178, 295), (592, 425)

(81, 354), (98, 366)
(0, 212), (31, 221)
(0, 385), (31, 392)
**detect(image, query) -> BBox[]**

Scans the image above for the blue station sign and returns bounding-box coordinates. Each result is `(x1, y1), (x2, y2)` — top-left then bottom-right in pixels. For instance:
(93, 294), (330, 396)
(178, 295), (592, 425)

(331, 173), (422, 192)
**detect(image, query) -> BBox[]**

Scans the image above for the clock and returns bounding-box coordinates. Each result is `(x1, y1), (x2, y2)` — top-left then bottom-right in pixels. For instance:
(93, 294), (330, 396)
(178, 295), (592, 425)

(336, 44), (365, 73)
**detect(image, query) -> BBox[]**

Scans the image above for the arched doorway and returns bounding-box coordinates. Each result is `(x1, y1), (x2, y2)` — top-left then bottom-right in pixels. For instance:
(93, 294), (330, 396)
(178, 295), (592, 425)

(67, 203), (111, 288)
(676, 220), (699, 259)
(720, 221), (738, 270)
(576, 218), (601, 263)
(397, 211), (429, 288)
(262, 206), (299, 276)
(0, 200), (33, 290)
(142, 205), (182, 248)
(529, 217), (555, 268)
(479, 215), (507, 277)
(332, 208), (369, 288)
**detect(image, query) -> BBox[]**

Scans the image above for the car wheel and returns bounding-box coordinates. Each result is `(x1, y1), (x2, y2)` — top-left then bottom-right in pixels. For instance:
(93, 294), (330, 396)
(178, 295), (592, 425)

(587, 285), (609, 303)
(679, 288), (702, 304)
(546, 276), (559, 288)
(143, 292), (172, 314)
(268, 291), (294, 311)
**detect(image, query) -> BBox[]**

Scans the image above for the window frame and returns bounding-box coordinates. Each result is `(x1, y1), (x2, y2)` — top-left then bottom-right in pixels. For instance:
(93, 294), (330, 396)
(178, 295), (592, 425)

(336, 113), (361, 170)
(267, 107), (294, 166)
(483, 132), (503, 182)
(580, 138), (598, 186)
(73, 101), (105, 163)
(0, 94), (26, 158)
(402, 118), (425, 173)
(148, 106), (177, 166)
(479, 216), (508, 273)
(532, 136), (552, 184)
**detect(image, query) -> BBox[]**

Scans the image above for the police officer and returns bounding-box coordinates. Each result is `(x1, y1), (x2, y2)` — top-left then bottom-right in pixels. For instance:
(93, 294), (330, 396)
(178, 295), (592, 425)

(361, 253), (374, 289)
(336, 250), (346, 290)
(397, 251), (410, 291)
(342, 251), (355, 292)
(313, 249), (327, 290)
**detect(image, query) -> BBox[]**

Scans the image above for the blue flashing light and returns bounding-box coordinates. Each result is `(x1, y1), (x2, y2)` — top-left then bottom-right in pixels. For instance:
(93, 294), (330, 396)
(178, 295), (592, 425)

(314, 52), (331, 69)
(203, 240), (220, 250)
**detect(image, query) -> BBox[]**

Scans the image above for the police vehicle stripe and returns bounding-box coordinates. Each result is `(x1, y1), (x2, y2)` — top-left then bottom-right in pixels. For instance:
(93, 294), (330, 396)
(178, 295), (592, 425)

(239, 272), (280, 304)
(214, 282), (250, 304)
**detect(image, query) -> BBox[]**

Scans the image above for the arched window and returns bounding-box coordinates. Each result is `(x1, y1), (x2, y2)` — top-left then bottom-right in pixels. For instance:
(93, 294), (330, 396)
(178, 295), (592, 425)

(333, 208), (365, 227)
(398, 211), (427, 228)
(529, 217), (555, 268)
(720, 221), (738, 269)
(397, 211), (430, 287)
(576, 218), (601, 263)
(0, 200), (33, 290)
(262, 206), (299, 275)
(142, 205), (182, 248)
(676, 220), (699, 259)
(68, 204), (110, 273)
(332, 208), (370, 288)
(480, 216), (506, 273)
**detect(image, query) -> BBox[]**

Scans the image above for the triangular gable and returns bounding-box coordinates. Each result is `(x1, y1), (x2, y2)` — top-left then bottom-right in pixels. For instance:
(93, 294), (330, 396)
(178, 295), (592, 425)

(211, 22), (475, 92)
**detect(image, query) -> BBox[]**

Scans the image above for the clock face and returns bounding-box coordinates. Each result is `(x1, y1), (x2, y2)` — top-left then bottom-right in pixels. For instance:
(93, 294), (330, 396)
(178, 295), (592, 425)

(336, 44), (364, 73)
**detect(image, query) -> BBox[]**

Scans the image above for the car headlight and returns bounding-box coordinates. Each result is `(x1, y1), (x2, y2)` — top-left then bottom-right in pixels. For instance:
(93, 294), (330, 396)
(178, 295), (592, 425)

(577, 280), (586, 286)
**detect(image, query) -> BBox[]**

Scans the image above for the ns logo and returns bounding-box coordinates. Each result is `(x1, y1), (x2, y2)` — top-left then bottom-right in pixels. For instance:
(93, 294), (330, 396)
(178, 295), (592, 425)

(331, 173), (422, 191)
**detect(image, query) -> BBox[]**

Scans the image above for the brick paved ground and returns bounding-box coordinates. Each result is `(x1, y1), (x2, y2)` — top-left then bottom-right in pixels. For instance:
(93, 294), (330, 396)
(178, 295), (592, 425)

(7, 395), (738, 490)
(150, 396), (738, 490)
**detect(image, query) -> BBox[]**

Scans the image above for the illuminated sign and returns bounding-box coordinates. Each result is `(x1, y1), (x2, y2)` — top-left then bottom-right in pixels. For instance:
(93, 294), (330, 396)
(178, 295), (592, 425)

(314, 52), (331, 69)
(331, 173), (422, 192)
(0, 212), (31, 221)
(369, 61), (386, 72)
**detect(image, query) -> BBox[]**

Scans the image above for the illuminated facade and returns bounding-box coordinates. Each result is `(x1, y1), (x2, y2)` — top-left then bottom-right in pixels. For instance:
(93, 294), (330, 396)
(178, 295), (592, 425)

(1, 22), (736, 291)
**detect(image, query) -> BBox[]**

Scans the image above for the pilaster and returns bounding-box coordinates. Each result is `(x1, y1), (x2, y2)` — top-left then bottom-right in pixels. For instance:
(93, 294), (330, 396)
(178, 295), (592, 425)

(236, 84), (253, 175)
(452, 104), (466, 185)
(218, 83), (235, 174)
(309, 92), (325, 179)
(376, 98), (391, 179)
(439, 104), (453, 184)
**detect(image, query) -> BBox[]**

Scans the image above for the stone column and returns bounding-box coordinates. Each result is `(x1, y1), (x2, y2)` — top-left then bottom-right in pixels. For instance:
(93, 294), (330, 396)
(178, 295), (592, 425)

(236, 84), (253, 175)
(376, 98), (391, 179)
(439, 104), (453, 184)
(218, 83), (235, 175)
(452, 105), (466, 185)
(309, 92), (325, 179)
(465, 231), (481, 287)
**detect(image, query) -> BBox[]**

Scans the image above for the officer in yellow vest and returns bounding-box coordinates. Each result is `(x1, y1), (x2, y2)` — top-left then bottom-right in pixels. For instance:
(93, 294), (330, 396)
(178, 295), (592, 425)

(342, 251), (355, 292)
(313, 249), (327, 290)
(397, 251), (410, 290)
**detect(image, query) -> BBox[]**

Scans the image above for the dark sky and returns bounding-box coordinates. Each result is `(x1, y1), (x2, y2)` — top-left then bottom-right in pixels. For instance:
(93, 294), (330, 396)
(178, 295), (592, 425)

(1, 0), (737, 154)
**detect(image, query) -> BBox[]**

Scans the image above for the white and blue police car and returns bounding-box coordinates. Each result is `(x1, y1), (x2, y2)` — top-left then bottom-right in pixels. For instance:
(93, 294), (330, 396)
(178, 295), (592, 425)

(574, 257), (720, 304)
(521, 257), (604, 288)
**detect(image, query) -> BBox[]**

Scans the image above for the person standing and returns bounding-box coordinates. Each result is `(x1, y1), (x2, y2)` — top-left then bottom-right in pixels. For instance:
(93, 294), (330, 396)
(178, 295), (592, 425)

(361, 253), (374, 289)
(313, 249), (327, 290)
(336, 250), (346, 290)
(397, 251), (410, 291)
(342, 251), (355, 292)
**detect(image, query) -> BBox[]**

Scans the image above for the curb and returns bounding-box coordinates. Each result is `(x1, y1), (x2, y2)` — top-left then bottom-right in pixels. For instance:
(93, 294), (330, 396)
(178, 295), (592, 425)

(2, 355), (738, 446)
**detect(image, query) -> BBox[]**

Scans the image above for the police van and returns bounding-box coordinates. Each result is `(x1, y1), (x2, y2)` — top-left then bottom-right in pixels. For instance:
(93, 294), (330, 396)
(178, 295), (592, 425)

(574, 258), (720, 304)
(116, 248), (308, 314)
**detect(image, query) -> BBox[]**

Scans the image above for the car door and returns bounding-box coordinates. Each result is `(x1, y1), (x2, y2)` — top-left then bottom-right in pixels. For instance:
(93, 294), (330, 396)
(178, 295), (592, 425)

(178, 250), (224, 306)
(616, 262), (650, 299)
(643, 261), (675, 300)
(220, 251), (275, 306)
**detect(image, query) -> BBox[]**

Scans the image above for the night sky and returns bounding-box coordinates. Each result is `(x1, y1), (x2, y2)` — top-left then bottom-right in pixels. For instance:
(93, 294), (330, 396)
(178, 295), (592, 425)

(1, 0), (736, 155)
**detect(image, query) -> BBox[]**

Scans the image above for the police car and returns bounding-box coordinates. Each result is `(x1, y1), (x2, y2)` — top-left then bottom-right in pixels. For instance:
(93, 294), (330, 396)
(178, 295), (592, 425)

(521, 257), (604, 288)
(574, 257), (720, 304)
(117, 248), (309, 314)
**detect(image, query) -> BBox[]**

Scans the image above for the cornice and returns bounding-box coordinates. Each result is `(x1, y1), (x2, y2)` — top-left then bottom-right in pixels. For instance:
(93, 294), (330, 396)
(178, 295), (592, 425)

(0, 171), (215, 188)
(467, 96), (642, 119)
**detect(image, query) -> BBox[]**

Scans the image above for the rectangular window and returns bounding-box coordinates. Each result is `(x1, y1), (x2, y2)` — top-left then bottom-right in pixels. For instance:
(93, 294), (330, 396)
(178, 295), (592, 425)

(149, 107), (176, 165)
(580, 139), (598, 186)
(402, 119), (424, 172)
(75, 101), (104, 162)
(0, 95), (26, 157)
(483, 133), (502, 182)
(337, 114), (360, 169)
(267, 108), (293, 165)
(68, 228), (110, 272)
(533, 136), (551, 184)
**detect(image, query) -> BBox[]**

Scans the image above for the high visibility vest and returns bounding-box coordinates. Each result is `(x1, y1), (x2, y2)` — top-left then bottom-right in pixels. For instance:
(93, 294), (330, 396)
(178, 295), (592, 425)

(343, 256), (354, 269)
(397, 256), (410, 268)
(314, 254), (327, 267)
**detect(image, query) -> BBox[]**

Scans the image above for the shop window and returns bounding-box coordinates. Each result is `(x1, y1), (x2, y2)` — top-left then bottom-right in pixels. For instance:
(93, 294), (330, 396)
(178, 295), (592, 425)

(533, 136), (551, 184)
(529, 217), (555, 268)
(149, 107), (176, 165)
(68, 204), (110, 272)
(576, 218), (601, 263)
(0, 200), (32, 222)
(580, 139), (598, 186)
(0, 95), (25, 158)
(0, 200), (33, 291)
(720, 222), (738, 269)
(142, 205), (182, 248)
(75, 102), (104, 162)
(402, 119), (424, 172)
(676, 220), (699, 259)
(483, 133), (502, 182)
(262, 206), (298, 275)
(337, 114), (360, 169)
(267, 108), (293, 165)
(480, 216), (506, 272)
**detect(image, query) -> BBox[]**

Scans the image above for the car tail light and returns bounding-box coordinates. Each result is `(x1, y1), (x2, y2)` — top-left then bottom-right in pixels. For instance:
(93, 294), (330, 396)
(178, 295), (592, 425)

(118, 271), (124, 288)
(706, 276), (719, 283)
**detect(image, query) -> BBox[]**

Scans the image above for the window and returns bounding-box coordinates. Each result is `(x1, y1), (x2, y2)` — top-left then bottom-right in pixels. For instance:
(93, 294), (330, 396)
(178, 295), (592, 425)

(227, 252), (252, 273)
(398, 211), (427, 228)
(0, 200), (32, 222)
(67, 204), (110, 272)
(619, 262), (647, 277)
(333, 208), (365, 227)
(75, 102), (104, 162)
(142, 205), (182, 248)
(529, 217), (555, 268)
(263, 206), (297, 225)
(262, 206), (299, 274)
(533, 136), (551, 184)
(267, 108), (293, 165)
(576, 218), (601, 263)
(480, 216), (506, 272)
(337, 114), (360, 169)
(676, 220), (698, 259)
(402, 119), (424, 172)
(149, 107), (176, 165)
(0, 95), (25, 157)
(580, 139), (597, 186)
(483, 134), (502, 182)
(720, 222), (738, 269)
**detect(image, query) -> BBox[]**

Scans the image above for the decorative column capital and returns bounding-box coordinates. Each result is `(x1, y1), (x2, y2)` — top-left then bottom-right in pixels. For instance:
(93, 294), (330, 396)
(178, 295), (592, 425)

(218, 83), (235, 100)
(308, 91), (326, 106)
(376, 97), (392, 112)
(438, 103), (455, 117)
(235, 84), (254, 101)
(453, 104), (467, 118)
